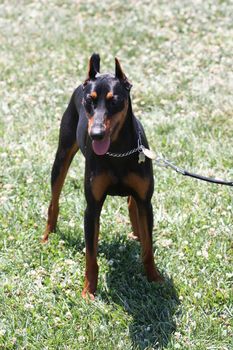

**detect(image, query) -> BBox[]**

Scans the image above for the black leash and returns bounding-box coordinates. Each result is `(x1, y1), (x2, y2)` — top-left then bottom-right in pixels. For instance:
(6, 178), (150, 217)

(106, 118), (233, 187)
(155, 157), (233, 187)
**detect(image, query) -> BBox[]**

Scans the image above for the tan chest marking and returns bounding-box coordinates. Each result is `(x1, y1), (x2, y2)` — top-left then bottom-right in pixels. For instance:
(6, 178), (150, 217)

(91, 173), (113, 201)
(123, 173), (150, 200)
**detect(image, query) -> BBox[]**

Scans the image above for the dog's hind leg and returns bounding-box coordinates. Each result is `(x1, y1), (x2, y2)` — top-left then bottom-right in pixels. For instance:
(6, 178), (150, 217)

(42, 93), (79, 242)
(136, 199), (163, 283)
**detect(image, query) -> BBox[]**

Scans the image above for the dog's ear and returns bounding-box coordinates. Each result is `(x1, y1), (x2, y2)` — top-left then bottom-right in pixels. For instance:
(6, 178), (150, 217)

(115, 58), (132, 91)
(83, 53), (100, 87)
(88, 53), (100, 79)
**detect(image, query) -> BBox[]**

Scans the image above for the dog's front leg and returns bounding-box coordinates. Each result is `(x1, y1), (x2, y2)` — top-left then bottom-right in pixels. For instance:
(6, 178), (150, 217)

(81, 171), (111, 299)
(82, 198), (104, 300)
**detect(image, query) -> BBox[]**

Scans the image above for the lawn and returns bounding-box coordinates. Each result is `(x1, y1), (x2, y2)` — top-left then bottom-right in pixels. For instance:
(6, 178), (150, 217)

(0, 0), (232, 349)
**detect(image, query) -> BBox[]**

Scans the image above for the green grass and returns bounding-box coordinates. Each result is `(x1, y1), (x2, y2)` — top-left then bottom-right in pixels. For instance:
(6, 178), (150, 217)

(0, 0), (233, 349)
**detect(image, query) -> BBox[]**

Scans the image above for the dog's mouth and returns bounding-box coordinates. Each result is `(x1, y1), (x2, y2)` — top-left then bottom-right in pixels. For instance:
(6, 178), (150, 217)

(92, 135), (110, 155)
(91, 120), (121, 156)
(92, 122), (121, 156)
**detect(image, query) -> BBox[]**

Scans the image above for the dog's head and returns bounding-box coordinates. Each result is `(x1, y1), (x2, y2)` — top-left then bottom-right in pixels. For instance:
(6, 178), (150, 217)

(82, 53), (132, 155)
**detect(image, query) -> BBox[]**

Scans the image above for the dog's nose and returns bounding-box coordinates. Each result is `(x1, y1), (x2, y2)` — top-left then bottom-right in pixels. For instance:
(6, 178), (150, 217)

(90, 124), (105, 140)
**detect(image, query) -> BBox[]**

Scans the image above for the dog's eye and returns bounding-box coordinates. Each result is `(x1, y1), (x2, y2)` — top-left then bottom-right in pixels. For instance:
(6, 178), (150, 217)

(86, 94), (93, 102)
(109, 95), (119, 105)
(85, 94), (96, 106)
(112, 97), (118, 105)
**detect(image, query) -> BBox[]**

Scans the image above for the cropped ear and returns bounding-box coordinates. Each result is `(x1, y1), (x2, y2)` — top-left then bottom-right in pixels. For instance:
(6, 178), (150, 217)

(115, 57), (132, 91)
(83, 53), (100, 87)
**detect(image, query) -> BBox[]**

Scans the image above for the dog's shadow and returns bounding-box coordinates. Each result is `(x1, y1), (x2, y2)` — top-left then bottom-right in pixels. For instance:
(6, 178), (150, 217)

(61, 231), (179, 349)
(98, 238), (179, 349)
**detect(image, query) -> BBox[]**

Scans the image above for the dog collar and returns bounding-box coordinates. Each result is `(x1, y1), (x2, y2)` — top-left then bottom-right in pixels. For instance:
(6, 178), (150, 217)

(106, 129), (156, 163)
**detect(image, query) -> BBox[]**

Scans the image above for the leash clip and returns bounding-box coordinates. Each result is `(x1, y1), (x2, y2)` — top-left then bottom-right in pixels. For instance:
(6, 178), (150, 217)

(154, 157), (169, 168)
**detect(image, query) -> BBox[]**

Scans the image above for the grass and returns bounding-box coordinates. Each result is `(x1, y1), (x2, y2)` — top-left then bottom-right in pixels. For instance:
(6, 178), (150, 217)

(0, 0), (233, 349)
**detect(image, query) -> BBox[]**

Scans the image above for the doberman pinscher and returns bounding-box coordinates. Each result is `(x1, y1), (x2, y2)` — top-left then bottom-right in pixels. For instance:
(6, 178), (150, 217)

(43, 54), (163, 299)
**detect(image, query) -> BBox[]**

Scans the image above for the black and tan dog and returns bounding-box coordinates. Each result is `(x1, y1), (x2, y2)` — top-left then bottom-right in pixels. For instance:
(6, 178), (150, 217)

(43, 54), (163, 299)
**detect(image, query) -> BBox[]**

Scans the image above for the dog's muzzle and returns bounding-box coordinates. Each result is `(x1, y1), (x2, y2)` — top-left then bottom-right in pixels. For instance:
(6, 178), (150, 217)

(90, 123), (106, 141)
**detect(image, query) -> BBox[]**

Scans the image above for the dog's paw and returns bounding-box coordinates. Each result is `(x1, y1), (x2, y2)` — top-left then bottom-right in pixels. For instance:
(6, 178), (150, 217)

(147, 271), (164, 283)
(41, 233), (49, 244)
(128, 232), (140, 241)
(81, 288), (95, 301)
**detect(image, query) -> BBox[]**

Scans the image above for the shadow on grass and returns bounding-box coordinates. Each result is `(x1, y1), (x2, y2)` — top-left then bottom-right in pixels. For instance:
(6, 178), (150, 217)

(60, 229), (179, 349)
(99, 238), (179, 349)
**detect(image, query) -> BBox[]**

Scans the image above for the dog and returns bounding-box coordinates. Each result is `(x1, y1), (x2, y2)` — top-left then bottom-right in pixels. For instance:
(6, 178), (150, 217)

(43, 54), (163, 299)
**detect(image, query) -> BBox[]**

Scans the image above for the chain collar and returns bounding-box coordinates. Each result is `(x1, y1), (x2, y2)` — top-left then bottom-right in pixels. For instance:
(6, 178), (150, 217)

(106, 131), (144, 158)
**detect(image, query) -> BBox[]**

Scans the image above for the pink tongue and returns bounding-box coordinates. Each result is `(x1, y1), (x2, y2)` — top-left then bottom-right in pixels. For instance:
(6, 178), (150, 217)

(92, 136), (110, 155)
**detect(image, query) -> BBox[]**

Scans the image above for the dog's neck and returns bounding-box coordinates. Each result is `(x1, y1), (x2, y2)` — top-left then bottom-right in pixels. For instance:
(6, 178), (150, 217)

(108, 96), (138, 153)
